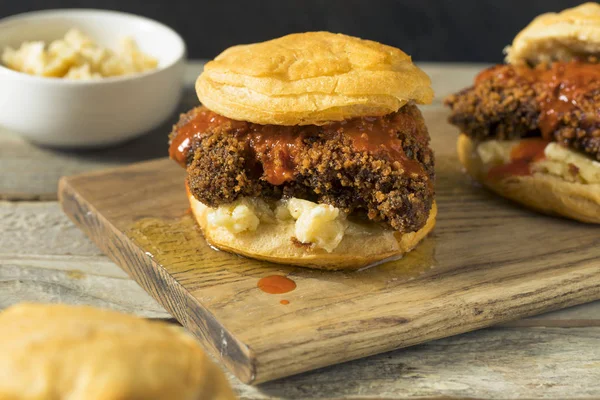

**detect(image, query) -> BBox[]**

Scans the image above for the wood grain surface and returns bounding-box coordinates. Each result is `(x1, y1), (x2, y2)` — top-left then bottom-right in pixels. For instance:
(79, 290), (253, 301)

(0, 201), (168, 317)
(58, 104), (600, 384)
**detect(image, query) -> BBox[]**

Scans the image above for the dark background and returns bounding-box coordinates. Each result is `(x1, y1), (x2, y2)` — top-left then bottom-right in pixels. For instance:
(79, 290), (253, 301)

(1, 0), (587, 62)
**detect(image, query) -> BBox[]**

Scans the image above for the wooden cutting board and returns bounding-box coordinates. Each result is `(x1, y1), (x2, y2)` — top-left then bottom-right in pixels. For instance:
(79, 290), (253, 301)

(58, 108), (600, 384)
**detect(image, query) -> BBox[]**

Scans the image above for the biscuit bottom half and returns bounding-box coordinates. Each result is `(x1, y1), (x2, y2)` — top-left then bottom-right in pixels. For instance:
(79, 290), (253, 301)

(187, 183), (437, 270)
(457, 134), (600, 224)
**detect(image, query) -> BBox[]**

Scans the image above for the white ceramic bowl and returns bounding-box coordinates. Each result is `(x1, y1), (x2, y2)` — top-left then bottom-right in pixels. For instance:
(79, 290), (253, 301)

(0, 9), (186, 148)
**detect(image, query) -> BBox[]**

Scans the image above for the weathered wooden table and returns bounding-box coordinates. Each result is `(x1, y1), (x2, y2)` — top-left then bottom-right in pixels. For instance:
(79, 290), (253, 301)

(1, 62), (599, 399)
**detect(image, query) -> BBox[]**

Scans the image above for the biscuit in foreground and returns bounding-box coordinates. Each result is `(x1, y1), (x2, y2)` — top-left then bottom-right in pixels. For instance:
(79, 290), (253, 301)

(0, 303), (236, 400)
(188, 188), (437, 270)
(457, 134), (600, 224)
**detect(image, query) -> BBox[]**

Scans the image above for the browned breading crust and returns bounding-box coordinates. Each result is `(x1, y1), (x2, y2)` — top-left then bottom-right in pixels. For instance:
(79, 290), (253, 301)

(170, 105), (435, 233)
(444, 62), (600, 161)
(444, 73), (539, 141)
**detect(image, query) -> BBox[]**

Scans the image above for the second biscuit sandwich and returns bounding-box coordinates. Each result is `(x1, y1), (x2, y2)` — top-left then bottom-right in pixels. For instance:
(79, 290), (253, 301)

(169, 32), (436, 269)
(445, 3), (600, 223)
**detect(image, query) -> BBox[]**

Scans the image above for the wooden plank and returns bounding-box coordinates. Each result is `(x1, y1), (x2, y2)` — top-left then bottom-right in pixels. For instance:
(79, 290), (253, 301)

(504, 300), (600, 327)
(57, 110), (600, 383)
(2, 200), (599, 324)
(1, 200), (105, 257)
(0, 62), (487, 200)
(0, 200), (168, 317)
(234, 327), (600, 400)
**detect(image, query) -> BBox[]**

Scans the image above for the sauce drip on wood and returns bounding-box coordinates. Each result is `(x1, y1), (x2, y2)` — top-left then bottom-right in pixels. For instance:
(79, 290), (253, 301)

(257, 275), (297, 294)
(476, 61), (600, 140)
(487, 138), (550, 180)
(280, 299), (290, 305)
(169, 108), (427, 184)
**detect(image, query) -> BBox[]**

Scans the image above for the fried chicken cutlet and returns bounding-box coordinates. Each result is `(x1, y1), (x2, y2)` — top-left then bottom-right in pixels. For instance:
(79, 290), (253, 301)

(445, 60), (600, 161)
(169, 104), (435, 233)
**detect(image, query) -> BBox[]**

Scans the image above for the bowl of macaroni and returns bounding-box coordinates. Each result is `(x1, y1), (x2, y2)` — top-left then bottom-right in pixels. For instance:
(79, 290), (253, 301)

(0, 9), (186, 148)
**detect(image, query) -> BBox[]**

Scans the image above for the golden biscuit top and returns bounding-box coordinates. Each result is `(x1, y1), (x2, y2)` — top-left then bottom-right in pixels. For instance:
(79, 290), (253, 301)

(196, 32), (433, 125)
(505, 2), (600, 65)
(0, 303), (236, 400)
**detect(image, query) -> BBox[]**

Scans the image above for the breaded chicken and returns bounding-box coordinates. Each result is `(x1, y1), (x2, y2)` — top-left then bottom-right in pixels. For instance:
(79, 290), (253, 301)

(445, 61), (600, 161)
(170, 105), (435, 233)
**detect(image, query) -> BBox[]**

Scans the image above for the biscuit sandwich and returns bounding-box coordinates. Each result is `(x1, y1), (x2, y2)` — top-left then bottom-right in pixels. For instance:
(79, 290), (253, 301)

(169, 32), (436, 270)
(0, 303), (236, 400)
(445, 3), (600, 223)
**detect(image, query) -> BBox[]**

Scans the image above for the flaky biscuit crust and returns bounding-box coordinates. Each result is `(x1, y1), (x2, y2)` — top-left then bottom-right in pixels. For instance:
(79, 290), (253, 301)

(0, 303), (236, 400)
(505, 2), (600, 65)
(196, 32), (433, 125)
(457, 134), (600, 224)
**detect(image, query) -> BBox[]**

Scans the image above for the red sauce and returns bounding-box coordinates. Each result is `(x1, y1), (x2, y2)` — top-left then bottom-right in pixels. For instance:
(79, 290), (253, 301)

(169, 108), (427, 184)
(475, 61), (600, 140)
(328, 113), (426, 176)
(487, 138), (550, 180)
(257, 275), (297, 294)
(248, 127), (307, 185)
(280, 299), (290, 305)
(168, 108), (230, 168)
(487, 160), (532, 179)
(536, 62), (600, 140)
(509, 138), (549, 163)
(475, 63), (535, 85)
